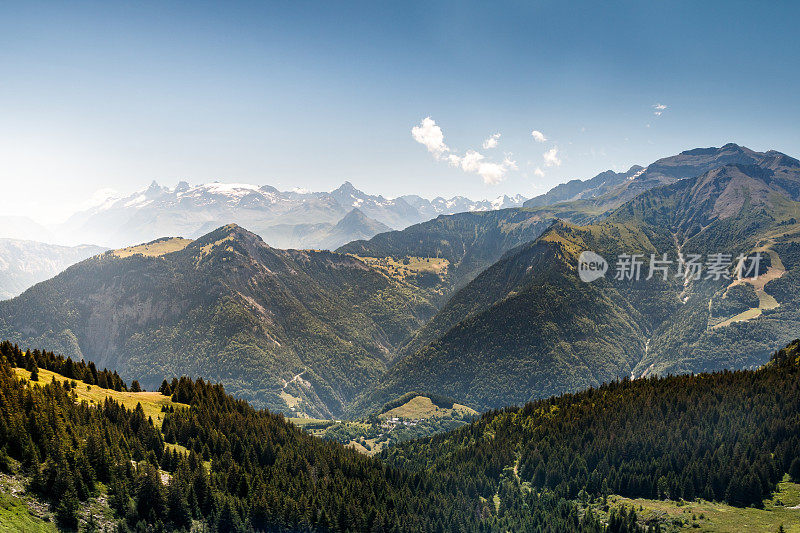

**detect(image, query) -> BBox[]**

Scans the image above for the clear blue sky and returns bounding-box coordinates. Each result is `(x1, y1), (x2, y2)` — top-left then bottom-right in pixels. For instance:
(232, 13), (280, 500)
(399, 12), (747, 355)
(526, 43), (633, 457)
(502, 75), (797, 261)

(2, 1), (799, 222)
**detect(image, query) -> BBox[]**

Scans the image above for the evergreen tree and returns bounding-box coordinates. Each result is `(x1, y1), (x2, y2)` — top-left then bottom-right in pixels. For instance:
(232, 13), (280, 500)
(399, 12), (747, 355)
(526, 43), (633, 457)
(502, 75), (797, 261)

(789, 458), (800, 483)
(167, 478), (192, 530)
(54, 485), (80, 530)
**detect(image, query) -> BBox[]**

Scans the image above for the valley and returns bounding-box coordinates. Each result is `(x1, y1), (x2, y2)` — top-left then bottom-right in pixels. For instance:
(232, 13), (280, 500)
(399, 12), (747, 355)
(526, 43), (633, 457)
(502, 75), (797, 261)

(4, 145), (800, 532)
(4, 338), (800, 531)
(4, 4), (798, 530)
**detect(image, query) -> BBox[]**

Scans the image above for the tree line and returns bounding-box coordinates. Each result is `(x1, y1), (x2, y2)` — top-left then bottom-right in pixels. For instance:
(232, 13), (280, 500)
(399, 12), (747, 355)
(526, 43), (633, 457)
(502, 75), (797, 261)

(383, 340), (800, 512)
(0, 340), (631, 532)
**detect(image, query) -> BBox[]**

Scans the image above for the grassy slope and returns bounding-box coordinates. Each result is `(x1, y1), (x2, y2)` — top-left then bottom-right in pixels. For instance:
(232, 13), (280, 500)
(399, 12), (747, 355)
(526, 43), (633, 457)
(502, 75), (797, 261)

(112, 237), (193, 258)
(13, 367), (187, 428)
(604, 477), (800, 532)
(379, 395), (476, 419)
(0, 477), (56, 533)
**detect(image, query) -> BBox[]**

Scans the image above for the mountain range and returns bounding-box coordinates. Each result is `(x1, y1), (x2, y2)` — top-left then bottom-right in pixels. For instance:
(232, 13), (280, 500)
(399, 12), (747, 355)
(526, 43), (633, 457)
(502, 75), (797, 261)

(354, 146), (800, 412)
(53, 180), (528, 249)
(0, 225), (437, 418)
(3, 143), (799, 421)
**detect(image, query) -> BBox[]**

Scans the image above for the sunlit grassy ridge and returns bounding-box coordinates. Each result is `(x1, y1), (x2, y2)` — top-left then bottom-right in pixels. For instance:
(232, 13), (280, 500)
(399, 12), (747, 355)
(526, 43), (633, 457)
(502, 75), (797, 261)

(350, 255), (449, 282)
(13, 366), (187, 428)
(112, 236), (192, 258)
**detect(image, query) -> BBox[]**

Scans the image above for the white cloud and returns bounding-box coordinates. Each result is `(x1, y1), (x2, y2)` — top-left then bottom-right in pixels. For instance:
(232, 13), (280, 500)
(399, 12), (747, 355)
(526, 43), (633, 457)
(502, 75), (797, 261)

(531, 130), (548, 143)
(412, 117), (516, 184)
(533, 167), (545, 177)
(449, 150), (517, 185)
(543, 146), (561, 167)
(411, 117), (449, 155)
(653, 103), (667, 116)
(482, 133), (501, 149)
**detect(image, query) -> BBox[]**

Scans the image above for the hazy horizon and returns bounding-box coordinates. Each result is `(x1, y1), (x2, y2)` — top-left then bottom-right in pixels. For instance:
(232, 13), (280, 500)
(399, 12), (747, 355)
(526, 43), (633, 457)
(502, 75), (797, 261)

(2, 1), (800, 224)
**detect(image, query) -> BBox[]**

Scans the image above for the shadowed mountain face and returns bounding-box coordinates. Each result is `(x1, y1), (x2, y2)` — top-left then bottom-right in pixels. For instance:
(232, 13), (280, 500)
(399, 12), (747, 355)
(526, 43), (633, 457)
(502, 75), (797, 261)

(337, 206), (591, 297)
(353, 154), (800, 414)
(0, 224), (436, 417)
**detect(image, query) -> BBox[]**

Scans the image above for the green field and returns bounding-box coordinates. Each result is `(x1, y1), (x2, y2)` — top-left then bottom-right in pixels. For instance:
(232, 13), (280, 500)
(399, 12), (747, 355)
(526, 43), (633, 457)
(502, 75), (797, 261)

(605, 477), (800, 532)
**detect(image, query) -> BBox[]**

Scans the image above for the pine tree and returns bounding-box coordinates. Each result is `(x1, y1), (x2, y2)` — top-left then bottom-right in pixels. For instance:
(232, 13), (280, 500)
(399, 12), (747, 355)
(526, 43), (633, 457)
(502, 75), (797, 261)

(55, 485), (80, 530)
(789, 458), (800, 483)
(167, 478), (192, 530)
(136, 464), (166, 522)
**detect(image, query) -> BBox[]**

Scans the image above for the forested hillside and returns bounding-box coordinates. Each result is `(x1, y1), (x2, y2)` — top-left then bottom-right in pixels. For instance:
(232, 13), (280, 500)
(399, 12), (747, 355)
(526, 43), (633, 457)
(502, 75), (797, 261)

(357, 156), (800, 413)
(4, 339), (799, 531)
(384, 340), (800, 515)
(0, 341), (624, 532)
(0, 225), (437, 418)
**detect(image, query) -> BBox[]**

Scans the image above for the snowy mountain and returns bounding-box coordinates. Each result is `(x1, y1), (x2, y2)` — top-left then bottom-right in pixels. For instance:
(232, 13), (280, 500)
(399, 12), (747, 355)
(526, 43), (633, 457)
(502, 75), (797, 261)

(55, 181), (528, 248)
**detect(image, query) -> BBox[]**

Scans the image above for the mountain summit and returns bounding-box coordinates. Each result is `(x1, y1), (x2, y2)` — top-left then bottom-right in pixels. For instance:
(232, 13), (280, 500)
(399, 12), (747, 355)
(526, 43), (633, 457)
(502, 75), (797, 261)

(524, 143), (783, 212)
(0, 224), (437, 417)
(355, 149), (800, 413)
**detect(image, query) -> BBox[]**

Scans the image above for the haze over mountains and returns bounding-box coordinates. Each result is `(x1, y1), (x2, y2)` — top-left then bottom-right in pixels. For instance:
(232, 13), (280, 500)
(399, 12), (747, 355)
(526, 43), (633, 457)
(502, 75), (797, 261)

(0, 239), (107, 299)
(52, 180), (528, 249)
(3, 143), (799, 421)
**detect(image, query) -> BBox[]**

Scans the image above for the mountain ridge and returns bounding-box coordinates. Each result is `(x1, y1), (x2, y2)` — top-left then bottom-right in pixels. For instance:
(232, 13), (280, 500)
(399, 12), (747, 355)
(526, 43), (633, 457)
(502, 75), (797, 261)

(355, 152), (800, 413)
(0, 223), (437, 417)
(0, 239), (107, 300)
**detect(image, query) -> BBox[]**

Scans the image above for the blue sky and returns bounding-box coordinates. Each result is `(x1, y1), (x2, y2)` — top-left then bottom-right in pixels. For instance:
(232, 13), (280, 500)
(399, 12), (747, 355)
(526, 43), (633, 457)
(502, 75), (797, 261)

(2, 1), (799, 222)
